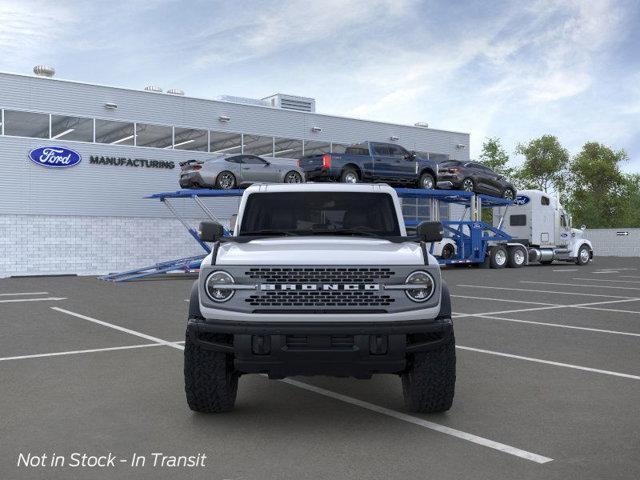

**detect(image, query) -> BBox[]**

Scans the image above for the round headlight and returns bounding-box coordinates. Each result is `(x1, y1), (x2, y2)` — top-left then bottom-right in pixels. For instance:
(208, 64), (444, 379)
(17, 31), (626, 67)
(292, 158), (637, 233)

(405, 271), (435, 302)
(205, 271), (235, 302)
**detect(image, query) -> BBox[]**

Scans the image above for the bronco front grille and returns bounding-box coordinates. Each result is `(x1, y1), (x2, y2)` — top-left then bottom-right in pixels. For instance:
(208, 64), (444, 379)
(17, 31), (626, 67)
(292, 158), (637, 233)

(245, 290), (395, 307)
(245, 267), (394, 283)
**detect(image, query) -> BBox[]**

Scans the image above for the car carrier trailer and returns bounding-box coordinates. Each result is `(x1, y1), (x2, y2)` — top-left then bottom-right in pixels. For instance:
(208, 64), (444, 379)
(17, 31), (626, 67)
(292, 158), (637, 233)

(100, 186), (592, 282)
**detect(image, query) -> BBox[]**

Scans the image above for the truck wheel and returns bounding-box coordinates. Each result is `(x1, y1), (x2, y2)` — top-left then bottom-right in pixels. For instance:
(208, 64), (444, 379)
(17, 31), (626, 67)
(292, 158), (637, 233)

(340, 168), (359, 184)
(402, 331), (456, 413)
(461, 178), (475, 192)
(576, 245), (591, 265)
(489, 245), (508, 268)
(419, 172), (435, 190)
(507, 246), (526, 268)
(184, 329), (238, 413)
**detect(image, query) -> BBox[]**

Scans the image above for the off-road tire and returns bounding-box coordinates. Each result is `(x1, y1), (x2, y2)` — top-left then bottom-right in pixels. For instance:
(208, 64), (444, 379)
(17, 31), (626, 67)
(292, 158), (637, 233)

(184, 331), (238, 413)
(402, 332), (456, 413)
(340, 168), (359, 183)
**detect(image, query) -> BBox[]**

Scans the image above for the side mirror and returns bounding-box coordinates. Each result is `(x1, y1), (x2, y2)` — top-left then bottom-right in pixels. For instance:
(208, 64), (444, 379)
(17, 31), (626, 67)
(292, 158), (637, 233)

(199, 221), (225, 242)
(581, 224), (586, 231)
(416, 221), (444, 242)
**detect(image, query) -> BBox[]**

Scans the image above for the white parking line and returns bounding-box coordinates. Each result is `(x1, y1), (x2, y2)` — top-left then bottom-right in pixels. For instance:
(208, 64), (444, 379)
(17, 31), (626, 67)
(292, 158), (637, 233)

(451, 295), (558, 306)
(0, 343), (163, 362)
(455, 284), (636, 299)
(456, 346), (640, 380)
(521, 281), (640, 292)
(552, 269), (578, 272)
(0, 297), (67, 304)
(458, 314), (640, 338)
(51, 307), (185, 351)
(0, 292), (49, 296)
(453, 298), (640, 318)
(281, 378), (553, 464)
(572, 278), (640, 285)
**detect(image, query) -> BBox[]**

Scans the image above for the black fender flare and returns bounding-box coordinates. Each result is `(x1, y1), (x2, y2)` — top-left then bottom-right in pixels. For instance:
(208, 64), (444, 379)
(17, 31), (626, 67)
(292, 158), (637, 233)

(188, 281), (203, 320)
(438, 280), (451, 319)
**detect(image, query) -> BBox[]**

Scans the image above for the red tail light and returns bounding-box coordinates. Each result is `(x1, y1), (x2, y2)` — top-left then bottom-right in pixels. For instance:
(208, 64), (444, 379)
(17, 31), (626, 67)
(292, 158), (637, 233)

(322, 154), (331, 169)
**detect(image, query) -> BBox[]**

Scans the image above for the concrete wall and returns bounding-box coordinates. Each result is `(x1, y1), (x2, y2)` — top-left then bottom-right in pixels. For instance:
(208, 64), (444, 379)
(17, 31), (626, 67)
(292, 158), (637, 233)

(583, 228), (640, 257)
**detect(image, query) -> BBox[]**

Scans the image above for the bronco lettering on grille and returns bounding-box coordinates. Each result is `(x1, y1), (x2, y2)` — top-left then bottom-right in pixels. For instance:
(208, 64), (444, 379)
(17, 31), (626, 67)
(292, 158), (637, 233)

(260, 284), (380, 291)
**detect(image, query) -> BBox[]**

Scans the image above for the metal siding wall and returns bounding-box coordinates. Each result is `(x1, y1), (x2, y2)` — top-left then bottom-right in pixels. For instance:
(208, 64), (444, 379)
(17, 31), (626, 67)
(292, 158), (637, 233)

(583, 229), (640, 257)
(0, 72), (470, 219)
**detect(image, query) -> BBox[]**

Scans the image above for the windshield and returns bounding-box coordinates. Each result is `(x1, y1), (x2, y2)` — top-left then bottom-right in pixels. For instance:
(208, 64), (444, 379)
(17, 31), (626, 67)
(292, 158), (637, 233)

(239, 192), (400, 237)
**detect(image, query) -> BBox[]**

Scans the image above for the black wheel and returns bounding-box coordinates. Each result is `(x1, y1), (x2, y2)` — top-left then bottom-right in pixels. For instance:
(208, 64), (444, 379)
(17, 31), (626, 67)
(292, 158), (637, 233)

(461, 178), (475, 192)
(284, 171), (303, 183)
(340, 168), (359, 184)
(184, 329), (238, 413)
(502, 188), (515, 200)
(441, 243), (455, 260)
(489, 245), (508, 269)
(215, 171), (236, 190)
(402, 331), (456, 413)
(576, 245), (591, 265)
(419, 172), (435, 190)
(507, 246), (526, 268)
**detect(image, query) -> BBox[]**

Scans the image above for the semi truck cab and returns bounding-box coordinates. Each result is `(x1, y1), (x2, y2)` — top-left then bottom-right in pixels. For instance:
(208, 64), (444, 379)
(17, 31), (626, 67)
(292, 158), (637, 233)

(497, 189), (593, 265)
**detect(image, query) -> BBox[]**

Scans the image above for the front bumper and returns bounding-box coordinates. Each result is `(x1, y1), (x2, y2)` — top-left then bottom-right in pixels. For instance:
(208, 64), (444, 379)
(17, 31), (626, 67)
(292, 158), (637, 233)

(187, 316), (453, 378)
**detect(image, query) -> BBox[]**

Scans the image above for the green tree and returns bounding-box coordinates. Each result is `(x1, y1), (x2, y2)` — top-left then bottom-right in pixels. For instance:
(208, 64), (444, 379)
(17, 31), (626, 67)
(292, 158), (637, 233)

(566, 142), (628, 228)
(515, 135), (569, 193)
(478, 137), (515, 178)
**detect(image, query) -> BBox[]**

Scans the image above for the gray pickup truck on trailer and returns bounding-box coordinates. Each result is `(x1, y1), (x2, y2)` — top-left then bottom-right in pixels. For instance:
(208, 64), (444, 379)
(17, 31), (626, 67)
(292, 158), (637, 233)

(185, 183), (455, 413)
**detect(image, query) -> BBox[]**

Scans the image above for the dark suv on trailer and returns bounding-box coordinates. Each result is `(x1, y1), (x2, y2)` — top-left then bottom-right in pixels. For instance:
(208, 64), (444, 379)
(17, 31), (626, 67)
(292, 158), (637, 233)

(437, 160), (516, 199)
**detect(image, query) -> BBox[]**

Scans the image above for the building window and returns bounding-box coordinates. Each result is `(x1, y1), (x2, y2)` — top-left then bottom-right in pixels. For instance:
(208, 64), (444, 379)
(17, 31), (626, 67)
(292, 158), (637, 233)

(173, 127), (208, 151)
(50, 114), (94, 142)
(273, 137), (303, 158)
(243, 134), (274, 156)
(331, 143), (349, 154)
(210, 131), (242, 154)
(135, 123), (173, 148)
(3, 110), (50, 139)
(303, 140), (331, 156)
(95, 119), (135, 145)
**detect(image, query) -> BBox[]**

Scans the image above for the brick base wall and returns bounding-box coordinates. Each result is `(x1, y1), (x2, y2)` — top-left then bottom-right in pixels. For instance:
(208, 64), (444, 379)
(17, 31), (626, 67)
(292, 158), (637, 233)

(0, 215), (220, 277)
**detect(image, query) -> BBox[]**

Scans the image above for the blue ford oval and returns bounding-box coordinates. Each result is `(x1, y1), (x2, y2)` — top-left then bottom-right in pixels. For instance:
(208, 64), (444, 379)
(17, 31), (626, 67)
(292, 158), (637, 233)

(514, 195), (530, 206)
(28, 146), (82, 168)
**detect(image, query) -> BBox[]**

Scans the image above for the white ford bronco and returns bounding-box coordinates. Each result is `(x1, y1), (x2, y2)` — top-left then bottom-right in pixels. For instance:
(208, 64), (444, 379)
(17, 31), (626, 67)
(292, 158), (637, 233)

(185, 183), (455, 413)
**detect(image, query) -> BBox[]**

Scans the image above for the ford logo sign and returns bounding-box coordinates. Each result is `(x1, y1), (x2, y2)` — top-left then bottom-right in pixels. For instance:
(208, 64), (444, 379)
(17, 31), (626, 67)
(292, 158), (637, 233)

(514, 195), (530, 205)
(28, 146), (82, 168)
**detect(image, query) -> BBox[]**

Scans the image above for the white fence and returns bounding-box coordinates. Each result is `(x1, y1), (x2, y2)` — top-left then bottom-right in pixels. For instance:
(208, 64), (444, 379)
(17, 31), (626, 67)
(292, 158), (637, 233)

(584, 228), (640, 257)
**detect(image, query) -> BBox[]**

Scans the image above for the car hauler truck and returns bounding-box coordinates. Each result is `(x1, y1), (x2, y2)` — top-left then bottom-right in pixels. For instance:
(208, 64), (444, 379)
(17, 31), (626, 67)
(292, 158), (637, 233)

(494, 189), (593, 266)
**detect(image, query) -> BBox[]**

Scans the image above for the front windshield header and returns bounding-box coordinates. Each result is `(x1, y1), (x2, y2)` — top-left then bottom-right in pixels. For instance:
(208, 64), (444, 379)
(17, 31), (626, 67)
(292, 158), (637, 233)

(239, 192), (400, 237)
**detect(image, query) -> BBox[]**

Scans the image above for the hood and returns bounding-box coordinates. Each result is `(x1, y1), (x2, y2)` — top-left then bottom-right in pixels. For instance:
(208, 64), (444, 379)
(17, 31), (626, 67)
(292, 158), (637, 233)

(572, 228), (585, 239)
(214, 237), (427, 265)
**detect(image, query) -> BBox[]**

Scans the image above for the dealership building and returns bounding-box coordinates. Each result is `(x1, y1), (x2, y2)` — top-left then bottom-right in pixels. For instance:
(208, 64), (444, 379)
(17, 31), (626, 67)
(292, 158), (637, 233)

(0, 68), (470, 277)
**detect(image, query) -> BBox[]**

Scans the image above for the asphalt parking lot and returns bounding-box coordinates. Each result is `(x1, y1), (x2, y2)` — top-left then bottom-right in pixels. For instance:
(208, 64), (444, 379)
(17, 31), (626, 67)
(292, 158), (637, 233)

(1, 257), (639, 479)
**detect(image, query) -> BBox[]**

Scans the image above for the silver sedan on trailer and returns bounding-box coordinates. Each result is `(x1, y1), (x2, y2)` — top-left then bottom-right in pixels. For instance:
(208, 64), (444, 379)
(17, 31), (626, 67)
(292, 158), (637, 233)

(179, 154), (305, 189)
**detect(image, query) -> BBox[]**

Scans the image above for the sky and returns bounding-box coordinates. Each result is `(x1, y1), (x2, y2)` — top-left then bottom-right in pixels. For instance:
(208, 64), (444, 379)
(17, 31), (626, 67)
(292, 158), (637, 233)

(1, 0), (639, 170)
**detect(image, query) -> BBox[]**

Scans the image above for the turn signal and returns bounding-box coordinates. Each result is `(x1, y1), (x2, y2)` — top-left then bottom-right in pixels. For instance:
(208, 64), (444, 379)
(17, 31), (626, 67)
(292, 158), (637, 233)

(322, 154), (331, 169)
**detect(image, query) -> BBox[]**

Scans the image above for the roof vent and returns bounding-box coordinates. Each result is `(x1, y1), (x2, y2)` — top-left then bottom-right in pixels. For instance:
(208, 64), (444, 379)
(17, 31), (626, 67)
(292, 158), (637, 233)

(167, 88), (185, 96)
(262, 93), (316, 113)
(414, 122), (429, 128)
(144, 85), (163, 93)
(33, 65), (55, 78)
